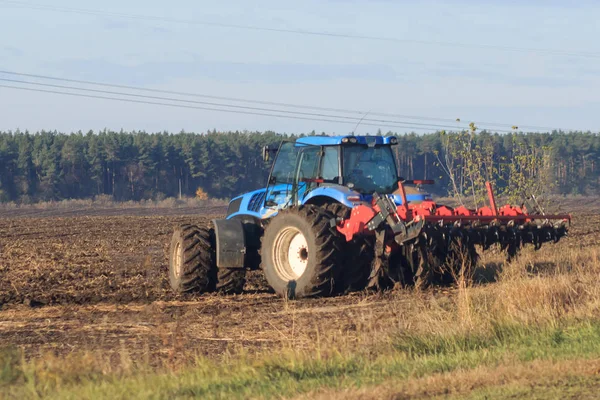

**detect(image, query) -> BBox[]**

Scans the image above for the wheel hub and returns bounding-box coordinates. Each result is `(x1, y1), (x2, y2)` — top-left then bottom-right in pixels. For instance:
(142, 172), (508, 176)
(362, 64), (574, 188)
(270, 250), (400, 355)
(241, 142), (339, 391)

(288, 231), (309, 277)
(173, 241), (182, 279)
(272, 226), (309, 280)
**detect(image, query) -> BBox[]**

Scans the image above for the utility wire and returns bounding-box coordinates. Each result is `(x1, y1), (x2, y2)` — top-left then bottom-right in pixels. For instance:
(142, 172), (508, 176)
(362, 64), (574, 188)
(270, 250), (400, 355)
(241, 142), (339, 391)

(0, 78), (518, 132)
(0, 70), (561, 131)
(1, 0), (599, 59)
(0, 83), (475, 132)
(0, 70), (481, 126)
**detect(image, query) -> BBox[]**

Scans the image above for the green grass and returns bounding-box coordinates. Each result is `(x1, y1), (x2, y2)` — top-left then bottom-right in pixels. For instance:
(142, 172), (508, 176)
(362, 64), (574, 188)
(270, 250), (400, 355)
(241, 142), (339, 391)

(3, 319), (600, 399)
(458, 375), (600, 400)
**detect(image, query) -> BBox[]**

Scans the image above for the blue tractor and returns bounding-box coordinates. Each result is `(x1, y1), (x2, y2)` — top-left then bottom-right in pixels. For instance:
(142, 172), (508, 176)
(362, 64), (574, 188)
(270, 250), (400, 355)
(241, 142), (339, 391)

(168, 135), (570, 298)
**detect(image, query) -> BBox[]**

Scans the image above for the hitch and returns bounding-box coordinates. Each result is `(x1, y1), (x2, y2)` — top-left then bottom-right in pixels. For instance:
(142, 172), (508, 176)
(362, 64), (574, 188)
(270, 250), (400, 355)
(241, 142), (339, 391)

(366, 193), (425, 245)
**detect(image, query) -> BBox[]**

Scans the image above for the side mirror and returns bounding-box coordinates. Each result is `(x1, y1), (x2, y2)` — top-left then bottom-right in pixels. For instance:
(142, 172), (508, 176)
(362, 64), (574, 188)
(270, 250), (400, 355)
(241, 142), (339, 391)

(263, 145), (279, 162)
(262, 145), (271, 162)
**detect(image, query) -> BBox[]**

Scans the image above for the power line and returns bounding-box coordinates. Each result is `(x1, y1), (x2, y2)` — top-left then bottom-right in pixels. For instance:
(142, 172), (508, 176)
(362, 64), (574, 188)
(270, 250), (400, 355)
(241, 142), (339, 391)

(1, 0), (599, 59)
(0, 83), (472, 132)
(0, 70), (475, 126)
(0, 70), (561, 131)
(0, 77), (519, 132)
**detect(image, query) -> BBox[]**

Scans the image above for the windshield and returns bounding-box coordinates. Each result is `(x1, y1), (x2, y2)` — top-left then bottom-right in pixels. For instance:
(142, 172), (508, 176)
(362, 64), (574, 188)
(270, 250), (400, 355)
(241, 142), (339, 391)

(269, 142), (299, 184)
(266, 142), (323, 207)
(343, 145), (398, 194)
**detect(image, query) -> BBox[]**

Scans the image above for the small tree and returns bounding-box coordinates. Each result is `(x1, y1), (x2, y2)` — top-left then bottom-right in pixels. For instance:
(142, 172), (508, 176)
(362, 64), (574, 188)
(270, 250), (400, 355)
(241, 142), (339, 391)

(435, 124), (497, 208)
(195, 187), (209, 200)
(437, 127), (552, 210)
(502, 136), (554, 210)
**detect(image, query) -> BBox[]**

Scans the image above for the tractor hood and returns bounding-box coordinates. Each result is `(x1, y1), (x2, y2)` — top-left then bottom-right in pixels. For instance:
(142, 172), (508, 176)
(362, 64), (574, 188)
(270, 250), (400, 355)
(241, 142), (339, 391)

(227, 184), (432, 222)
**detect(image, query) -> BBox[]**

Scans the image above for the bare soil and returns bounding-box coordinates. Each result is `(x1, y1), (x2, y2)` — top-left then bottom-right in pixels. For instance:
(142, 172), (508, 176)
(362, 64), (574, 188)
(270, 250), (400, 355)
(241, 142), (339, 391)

(0, 204), (595, 365)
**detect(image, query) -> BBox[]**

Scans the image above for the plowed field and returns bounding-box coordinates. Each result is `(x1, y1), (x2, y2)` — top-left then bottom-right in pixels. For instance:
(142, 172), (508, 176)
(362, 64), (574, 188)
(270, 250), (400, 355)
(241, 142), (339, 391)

(0, 203), (597, 366)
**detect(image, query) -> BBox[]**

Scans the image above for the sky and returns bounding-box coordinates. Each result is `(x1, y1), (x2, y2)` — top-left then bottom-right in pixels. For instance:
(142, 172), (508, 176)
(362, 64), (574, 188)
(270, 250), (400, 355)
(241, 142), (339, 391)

(0, 0), (598, 134)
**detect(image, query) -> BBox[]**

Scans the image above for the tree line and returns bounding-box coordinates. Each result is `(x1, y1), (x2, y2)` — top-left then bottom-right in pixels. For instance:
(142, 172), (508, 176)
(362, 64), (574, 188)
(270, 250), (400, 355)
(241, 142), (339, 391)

(0, 129), (598, 203)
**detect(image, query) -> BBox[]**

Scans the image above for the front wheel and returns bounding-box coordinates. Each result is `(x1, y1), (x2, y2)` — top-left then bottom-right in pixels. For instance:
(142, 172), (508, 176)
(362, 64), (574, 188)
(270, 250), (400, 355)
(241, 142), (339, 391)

(216, 267), (246, 294)
(261, 206), (343, 298)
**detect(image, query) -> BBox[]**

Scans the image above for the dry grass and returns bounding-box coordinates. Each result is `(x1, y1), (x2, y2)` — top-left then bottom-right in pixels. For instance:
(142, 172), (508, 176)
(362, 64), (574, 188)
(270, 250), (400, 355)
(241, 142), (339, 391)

(352, 244), (600, 348)
(2, 242), (600, 398)
(0, 195), (227, 213)
(1, 201), (599, 398)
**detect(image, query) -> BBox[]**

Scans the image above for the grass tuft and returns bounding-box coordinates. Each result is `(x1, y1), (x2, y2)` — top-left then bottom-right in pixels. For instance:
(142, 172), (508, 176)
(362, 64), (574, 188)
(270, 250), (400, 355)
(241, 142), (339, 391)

(0, 348), (23, 387)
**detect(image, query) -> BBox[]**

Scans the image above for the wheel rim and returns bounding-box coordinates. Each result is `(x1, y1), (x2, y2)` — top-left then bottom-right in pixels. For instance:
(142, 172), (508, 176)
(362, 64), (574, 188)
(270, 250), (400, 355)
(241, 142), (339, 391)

(272, 226), (309, 280)
(173, 241), (183, 279)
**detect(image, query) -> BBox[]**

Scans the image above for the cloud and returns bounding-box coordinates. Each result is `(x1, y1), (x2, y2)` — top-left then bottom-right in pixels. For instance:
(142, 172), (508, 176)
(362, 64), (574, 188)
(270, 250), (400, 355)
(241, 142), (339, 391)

(423, 63), (588, 88)
(2, 46), (24, 57)
(103, 20), (130, 30)
(53, 57), (400, 86)
(151, 26), (172, 34)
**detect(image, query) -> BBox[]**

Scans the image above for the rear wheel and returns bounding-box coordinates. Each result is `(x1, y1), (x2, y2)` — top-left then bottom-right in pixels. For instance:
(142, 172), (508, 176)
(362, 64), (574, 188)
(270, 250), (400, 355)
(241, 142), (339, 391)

(324, 203), (373, 292)
(169, 224), (215, 294)
(262, 206), (343, 298)
(345, 237), (375, 292)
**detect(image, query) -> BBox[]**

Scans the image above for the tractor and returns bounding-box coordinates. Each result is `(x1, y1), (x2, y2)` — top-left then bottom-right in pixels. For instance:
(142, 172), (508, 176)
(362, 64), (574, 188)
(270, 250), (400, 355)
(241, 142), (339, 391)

(168, 135), (570, 298)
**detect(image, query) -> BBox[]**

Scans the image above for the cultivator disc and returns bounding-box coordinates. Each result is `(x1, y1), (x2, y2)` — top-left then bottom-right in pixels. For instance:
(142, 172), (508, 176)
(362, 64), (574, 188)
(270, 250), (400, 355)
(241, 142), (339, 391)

(336, 181), (571, 288)
(401, 220), (569, 286)
(417, 219), (569, 255)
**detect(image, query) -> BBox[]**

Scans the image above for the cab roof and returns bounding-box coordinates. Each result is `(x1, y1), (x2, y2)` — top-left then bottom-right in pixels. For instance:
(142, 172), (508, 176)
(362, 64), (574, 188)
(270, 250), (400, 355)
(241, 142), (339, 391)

(295, 135), (397, 146)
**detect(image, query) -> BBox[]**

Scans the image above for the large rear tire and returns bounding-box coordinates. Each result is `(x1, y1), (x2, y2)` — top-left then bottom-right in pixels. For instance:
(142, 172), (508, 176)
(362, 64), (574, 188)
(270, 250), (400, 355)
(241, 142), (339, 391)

(262, 206), (343, 298)
(344, 237), (374, 292)
(324, 203), (373, 293)
(169, 224), (215, 294)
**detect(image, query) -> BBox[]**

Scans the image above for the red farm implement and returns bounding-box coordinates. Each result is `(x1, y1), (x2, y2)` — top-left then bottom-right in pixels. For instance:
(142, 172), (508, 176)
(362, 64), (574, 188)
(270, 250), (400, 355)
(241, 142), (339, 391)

(335, 180), (570, 288)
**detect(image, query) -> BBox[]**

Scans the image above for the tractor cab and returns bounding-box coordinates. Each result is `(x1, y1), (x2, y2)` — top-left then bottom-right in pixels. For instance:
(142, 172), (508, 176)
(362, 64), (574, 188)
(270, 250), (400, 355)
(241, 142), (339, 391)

(262, 136), (430, 213)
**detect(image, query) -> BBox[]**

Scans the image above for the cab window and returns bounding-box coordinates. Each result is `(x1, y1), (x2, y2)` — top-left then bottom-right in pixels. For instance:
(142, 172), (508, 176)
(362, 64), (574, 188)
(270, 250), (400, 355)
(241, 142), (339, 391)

(320, 146), (340, 182)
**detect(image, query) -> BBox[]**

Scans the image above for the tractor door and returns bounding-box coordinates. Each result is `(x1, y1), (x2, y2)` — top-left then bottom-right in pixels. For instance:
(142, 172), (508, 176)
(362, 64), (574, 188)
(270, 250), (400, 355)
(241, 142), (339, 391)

(264, 142), (322, 212)
(264, 142), (298, 211)
(293, 146), (321, 202)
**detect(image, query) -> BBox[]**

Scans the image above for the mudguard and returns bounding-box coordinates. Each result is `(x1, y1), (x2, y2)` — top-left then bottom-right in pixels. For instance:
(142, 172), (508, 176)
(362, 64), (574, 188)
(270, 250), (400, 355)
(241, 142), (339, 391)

(302, 185), (357, 208)
(213, 219), (245, 269)
(213, 218), (262, 270)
